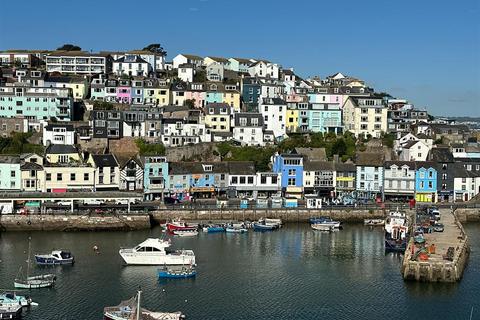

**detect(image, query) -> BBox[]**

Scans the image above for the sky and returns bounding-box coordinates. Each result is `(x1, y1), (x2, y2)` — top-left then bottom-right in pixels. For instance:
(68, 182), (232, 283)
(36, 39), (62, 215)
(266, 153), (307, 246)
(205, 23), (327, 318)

(0, 0), (479, 117)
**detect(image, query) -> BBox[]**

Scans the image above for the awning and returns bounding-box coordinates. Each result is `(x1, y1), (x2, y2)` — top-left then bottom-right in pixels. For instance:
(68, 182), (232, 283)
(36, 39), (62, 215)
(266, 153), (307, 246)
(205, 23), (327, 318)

(190, 187), (215, 193)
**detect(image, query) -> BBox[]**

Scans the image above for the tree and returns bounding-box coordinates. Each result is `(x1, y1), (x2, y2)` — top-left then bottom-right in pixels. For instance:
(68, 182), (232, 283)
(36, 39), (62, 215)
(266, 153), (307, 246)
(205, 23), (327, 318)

(93, 101), (115, 110)
(135, 139), (165, 156)
(56, 44), (82, 51)
(142, 43), (167, 57)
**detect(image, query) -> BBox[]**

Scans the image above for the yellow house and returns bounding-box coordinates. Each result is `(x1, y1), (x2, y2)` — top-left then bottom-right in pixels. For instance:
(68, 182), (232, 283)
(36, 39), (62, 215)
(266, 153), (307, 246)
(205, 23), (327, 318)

(48, 76), (87, 101)
(222, 86), (241, 112)
(286, 109), (299, 133)
(205, 103), (231, 132)
(20, 153), (45, 192)
(45, 145), (80, 164)
(143, 79), (170, 106)
(343, 96), (388, 138)
(43, 165), (95, 192)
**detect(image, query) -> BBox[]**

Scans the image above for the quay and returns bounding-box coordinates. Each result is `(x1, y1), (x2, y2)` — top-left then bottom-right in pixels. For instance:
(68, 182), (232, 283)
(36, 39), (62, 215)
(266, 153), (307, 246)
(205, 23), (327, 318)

(401, 209), (470, 282)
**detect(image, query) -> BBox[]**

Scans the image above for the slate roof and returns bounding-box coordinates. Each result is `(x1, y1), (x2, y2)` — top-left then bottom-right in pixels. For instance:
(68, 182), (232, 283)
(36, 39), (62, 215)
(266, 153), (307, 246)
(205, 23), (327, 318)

(402, 140), (419, 149)
(234, 113), (264, 127)
(92, 154), (118, 168)
(334, 162), (356, 172)
(294, 148), (326, 161)
(45, 144), (77, 155)
(304, 160), (334, 171)
(428, 148), (454, 163)
(227, 161), (256, 175)
(0, 155), (20, 164)
(231, 57), (253, 64)
(44, 123), (74, 131)
(355, 152), (385, 167)
(181, 54), (203, 60)
(117, 154), (144, 169)
(384, 160), (416, 168)
(21, 162), (43, 170)
(261, 97), (286, 105)
(114, 56), (148, 64)
(206, 56), (229, 63)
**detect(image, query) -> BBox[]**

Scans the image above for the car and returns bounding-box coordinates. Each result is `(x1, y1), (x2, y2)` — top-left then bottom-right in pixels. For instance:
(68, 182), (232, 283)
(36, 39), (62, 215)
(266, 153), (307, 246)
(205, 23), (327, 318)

(433, 223), (444, 232)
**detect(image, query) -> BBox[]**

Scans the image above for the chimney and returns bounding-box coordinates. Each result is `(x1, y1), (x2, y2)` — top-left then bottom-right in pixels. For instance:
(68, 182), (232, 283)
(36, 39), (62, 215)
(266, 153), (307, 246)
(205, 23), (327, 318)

(333, 154), (339, 163)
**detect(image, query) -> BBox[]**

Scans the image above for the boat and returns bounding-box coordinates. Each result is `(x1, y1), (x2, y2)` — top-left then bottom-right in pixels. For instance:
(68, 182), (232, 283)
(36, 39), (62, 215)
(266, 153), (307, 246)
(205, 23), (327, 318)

(34, 250), (74, 265)
(158, 265), (197, 279)
(263, 218), (282, 227)
(0, 292), (38, 307)
(225, 227), (248, 233)
(104, 290), (185, 320)
(173, 230), (199, 237)
(166, 220), (197, 232)
(119, 238), (195, 265)
(364, 219), (385, 226)
(14, 238), (56, 289)
(0, 305), (22, 319)
(311, 224), (333, 232)
(310, 217), (342, 229)
(384, 210), (409, 252)
(202, 225), (225, 233)
(253, 222), (276, 231)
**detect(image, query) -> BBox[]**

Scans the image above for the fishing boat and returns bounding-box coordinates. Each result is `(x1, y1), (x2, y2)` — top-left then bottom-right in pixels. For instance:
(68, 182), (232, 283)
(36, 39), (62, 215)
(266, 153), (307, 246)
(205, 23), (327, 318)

(225, 227), (248, 233)
(202, 225), (225, 233)
(364, 219), (385, 226)
(104, 290), (185, 320)
(34, 250), (74, 265)
(253, 222), (276, 231)
(384, 210), (409, 252)
(0, 305), (22, 319)
(311, 224), (333, 232)
(0, 292), (38, 307)
(166, 220), (197, 232)
(158, 265), (196, 279)
(14, 238), (56, 289)
(119, 238), (195, 265)
(173, 230), (199, 237)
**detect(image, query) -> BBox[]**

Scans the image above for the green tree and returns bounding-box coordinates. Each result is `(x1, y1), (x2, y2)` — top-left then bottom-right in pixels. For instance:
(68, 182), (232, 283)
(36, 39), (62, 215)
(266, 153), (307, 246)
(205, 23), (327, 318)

(142, 43), (167, 57)
(57, 44), (81, 51)
(135, 139), (165, 156)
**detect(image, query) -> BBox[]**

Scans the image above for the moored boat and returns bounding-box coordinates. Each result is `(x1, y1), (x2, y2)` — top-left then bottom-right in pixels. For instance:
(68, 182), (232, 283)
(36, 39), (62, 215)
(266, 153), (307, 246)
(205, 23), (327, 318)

(311, 224), (333, 232)
(310, 217), (342, 229)
(364, 219), (385, 226)
(0, 292), (38, 307)
(35, 250), (74, 265)
(253, 222), (276, 231)
(384, 210), (409, 252)
(225, 227), (248, 233)
(202, 225), (225, 233)
(0, 305), (22, 319)
(173, 230), (199, 237)
(158, 265), (196, 279)
(167, 220), (197, 232)
(119, 238), (195, 265)
(104, 290), (185, 320)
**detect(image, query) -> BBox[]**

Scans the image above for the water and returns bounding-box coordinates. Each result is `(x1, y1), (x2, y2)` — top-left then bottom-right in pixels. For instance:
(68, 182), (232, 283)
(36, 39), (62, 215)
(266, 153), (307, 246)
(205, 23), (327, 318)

(0, 223), (479, 320)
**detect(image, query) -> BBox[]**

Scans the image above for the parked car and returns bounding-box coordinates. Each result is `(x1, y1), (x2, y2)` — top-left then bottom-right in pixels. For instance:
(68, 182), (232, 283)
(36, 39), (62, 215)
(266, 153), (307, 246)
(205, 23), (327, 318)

(433, 223), (444, 232)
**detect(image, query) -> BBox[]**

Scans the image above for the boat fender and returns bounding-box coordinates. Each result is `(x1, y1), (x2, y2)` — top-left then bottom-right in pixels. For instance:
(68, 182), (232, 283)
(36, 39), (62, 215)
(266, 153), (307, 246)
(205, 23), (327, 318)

(27, 220), (32, 225)
(17, 221), (20, 225)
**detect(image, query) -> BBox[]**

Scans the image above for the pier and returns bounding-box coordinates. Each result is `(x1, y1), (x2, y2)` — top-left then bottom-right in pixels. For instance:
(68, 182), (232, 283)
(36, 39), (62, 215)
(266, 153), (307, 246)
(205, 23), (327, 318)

(401, 209), (470, 282)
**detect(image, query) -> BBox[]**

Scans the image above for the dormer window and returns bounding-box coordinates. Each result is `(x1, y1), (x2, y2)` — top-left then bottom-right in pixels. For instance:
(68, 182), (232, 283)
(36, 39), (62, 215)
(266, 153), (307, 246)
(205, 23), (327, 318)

(203, 164), (213, 172)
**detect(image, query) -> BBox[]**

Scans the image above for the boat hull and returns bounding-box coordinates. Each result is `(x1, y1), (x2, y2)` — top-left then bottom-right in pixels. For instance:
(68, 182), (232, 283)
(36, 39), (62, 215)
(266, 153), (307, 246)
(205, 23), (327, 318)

(384, 239), (408, 252)
(119, 250), (195, 266)
(0, 305), (22, 319)
(225, 228), (247, 233)
(253, 224), (276, 231)
(34, 256), (74, 265)
(158, 271), (196, 279)
(311, 224), (333, 232)
(167, 223), (197, 232)
(206, 227), (225, 233)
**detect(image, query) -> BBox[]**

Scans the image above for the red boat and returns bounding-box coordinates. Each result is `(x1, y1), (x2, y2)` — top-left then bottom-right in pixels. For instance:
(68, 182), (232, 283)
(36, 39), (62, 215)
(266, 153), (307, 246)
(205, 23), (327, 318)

(166, 220), (197, 232)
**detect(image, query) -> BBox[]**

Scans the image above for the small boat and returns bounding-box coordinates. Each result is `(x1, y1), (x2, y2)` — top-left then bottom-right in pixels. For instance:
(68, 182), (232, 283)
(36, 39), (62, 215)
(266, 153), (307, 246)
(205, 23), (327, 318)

(35, 250), (74, 265)
(310, 217), (342, 229)
(104, 290), (185, 320)
(119, 238), (195, 266)
(14, 238), (56, 289)
(225, 227), (248, 233)
(253, 222), (276, 232)
(0, 305), (22, 319)
(158, 265), (197, 279)
(202, 225), (225, 233)
(263, 218), (282, 227)
(173, 230), (199, 237)
(364, 219), (385, 226)
(167, 220), (197, 232)
(311, 224), (333, 232)
(0, 292), (38, 307)
(384, 210), (409, 252)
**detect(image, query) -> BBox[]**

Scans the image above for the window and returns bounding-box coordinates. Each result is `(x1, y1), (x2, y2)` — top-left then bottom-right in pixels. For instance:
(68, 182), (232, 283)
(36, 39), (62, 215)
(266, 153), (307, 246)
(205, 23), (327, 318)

(442, 173), (447, 180)
(428, 170), (433, 178)
(248, 176), (254, 184)
(10, 171), (15, 178)
(57, 173), (62, 181)
(428, 181), (433, 189)
(84, 173), (89, 181)
(360, 182), (365, 188)
(240, 177), (246, 184)
(271, 176), (277, 184)
(70, 173), (76, 181)
(231, 176), (238, 184)
(288, 178), (296, 186)
(288, 169), (296, 176)
(46, 173), (51, 181)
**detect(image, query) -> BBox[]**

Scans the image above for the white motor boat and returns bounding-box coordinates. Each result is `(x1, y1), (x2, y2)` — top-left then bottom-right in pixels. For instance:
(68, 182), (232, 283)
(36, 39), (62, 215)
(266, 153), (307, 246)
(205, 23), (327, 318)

(311, 224), (333, 232)
(119, 238), (195, 266)
(173, 230), (199, 237)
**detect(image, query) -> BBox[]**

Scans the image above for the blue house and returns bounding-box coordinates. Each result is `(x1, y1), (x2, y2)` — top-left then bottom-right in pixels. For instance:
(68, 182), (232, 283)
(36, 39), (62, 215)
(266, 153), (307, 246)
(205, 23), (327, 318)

(415, 162), (437, 203)
(241, 77), (261, 112)
(307, 103), (343, 134)
(143, 156), (169, 201)
(272, 153), (303, 198)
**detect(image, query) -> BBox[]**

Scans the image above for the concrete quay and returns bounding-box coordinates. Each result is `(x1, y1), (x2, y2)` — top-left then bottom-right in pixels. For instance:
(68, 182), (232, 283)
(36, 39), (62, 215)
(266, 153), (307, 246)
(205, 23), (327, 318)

(401, 209), (470, 282)
(0, 214), (151, 231)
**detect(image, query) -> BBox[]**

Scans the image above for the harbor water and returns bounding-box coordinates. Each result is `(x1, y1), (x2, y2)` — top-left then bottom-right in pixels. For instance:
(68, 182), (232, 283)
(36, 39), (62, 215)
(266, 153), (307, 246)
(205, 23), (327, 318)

(0, 223), (479, 320)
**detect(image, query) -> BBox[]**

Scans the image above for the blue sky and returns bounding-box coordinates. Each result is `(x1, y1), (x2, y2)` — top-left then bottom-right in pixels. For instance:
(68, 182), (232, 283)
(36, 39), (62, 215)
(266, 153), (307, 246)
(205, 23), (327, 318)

(1, 0), (479, 116)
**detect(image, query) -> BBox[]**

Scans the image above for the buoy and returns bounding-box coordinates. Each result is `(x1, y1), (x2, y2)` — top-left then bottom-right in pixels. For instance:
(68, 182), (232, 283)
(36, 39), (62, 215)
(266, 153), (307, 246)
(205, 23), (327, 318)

(162, 289), (166, 292)
(93, 245), (99, 252)
(27, 221), (32, 225)
(184, 299), (188, 303)
(16, 221), (20, 225)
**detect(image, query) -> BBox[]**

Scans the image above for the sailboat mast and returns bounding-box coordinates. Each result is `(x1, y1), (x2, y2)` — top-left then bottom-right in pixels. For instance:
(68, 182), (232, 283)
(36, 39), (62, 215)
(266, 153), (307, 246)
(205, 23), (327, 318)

(26, 237), (31, 278)
(136, 290), (141, 320)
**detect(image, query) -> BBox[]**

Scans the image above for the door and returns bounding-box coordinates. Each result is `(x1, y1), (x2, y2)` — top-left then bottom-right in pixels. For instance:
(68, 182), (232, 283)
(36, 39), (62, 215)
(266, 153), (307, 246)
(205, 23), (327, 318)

(464, 193), (469, 202)
(128, 182), (135, 191)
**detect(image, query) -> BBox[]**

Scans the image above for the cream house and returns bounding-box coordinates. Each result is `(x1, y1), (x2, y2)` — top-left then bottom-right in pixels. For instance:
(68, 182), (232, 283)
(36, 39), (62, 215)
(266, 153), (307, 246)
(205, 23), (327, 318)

(45, 145), (80, 164)
(343, 96), (387, 138)
(43, 164), (95, 192)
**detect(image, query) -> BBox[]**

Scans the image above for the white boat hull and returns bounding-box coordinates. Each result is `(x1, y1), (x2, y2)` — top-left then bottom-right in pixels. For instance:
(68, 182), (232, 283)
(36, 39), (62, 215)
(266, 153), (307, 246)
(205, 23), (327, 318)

(119, 250), (195, 266)
(311, 224), (333, 231)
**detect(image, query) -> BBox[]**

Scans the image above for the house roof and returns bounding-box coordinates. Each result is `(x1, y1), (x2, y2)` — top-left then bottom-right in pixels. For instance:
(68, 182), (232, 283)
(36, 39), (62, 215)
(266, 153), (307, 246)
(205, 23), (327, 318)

(234, 113), (263, 127)
(0, 155), (20, 164)
(45, 144), (77, 155)
(231, 57), (253, 64)
(304, 160), (334, 171)
(92, 154), (118, 167)
(334, 162), (356, 172)
(21, 162), (43, 170)
(180, 54), (203, 60)
(428, 147), (454, 162)
(261, 97), (286, 105)
(384, 160), (416, 168)
(205, 56), (229, 63)
(402, 140), (419, 149)
(227, 161), (256, 175)
(114, 56), (148, 64)
(44, 123), (74, 131)
(294, 148), (326, 161)
(116, 154), (144, 169)
(355, 152), (384, 167)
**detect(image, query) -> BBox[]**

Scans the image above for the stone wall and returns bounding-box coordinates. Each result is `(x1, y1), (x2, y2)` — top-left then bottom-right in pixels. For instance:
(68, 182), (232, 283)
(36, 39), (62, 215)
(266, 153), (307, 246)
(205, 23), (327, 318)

(165, 142), (219, 162)
(454, 208), (480, 222)
(0, 214), (150, 231)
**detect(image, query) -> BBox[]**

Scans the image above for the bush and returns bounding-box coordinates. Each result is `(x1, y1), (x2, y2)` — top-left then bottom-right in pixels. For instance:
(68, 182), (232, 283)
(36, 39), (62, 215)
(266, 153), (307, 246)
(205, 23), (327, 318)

(135, 139), (165, 156)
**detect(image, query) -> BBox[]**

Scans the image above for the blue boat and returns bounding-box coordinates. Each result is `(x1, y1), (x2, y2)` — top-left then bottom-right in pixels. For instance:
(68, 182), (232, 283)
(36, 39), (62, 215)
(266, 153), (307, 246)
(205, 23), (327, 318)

(158, 266), (196, 279)
(206, 226), (225, 233)
(253, 223), (276, 232)
(34, 250), (74, 265)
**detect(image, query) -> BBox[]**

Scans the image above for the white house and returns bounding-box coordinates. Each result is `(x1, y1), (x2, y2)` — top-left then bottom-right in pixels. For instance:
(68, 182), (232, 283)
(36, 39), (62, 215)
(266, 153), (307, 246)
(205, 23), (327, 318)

(42, 123), (75, 146)
(227, 58), (253, 72)
(355, 153), (385, 200)
(161, 119), (211, 147)
(206, 62), (224, 82)
(233, 113), (264, 146)
(454, 175), (480, 202)
(178, 63), (194, 83)
(399, 140), (430, 161)
(383, 161), (416, 200)
(172, 54), (204, 69)
(112, 55), (151, 77)
(259, 98), (287, 139)
(248, 61), (279, 79)
(255, 172), (282, 197)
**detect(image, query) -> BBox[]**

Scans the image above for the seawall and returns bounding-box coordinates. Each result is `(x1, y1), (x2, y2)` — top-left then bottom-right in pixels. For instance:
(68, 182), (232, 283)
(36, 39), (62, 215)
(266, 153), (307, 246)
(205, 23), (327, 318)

(0, 214), (151, 231)
(454, 208), (480, 223)
(151, 208), (388, 223)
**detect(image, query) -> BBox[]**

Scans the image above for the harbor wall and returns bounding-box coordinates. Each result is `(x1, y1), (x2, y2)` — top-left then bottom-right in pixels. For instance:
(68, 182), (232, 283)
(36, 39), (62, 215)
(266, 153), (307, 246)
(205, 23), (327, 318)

(151, 208), (389, 223)
(454, 208), (480, 222)
(0, 214), (151, 232)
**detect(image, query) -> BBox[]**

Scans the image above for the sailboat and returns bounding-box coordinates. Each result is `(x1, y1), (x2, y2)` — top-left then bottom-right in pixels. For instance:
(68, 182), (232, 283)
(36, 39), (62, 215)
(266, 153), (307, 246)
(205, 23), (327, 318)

(103, 290), (185, 320)
(14, 238), (56, 289)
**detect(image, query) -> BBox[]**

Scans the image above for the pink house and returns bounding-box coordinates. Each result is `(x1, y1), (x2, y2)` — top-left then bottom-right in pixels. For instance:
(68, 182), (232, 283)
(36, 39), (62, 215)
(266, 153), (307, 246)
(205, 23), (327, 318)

(186, 83), (206, 108)
(116, 86), (132, 104)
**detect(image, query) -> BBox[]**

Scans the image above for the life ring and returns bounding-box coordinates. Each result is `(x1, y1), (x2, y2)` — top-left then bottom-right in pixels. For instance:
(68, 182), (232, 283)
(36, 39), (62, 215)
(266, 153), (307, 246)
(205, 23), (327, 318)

(27, 221), (32, 225)
(16, 221), (20, 225)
